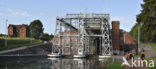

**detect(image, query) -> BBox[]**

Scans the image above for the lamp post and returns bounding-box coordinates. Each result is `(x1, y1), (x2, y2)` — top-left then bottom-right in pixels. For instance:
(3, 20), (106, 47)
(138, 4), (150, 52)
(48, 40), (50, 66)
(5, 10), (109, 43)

(138, 22), (143, 54)
(138, 23), (140, 54)
(5, 19), (8, 47)
(31, 25), (32, 44)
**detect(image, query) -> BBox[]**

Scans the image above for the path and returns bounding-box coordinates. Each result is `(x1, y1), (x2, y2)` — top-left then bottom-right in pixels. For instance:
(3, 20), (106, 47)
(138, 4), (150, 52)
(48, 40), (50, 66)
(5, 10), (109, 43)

(140, 43), (156, 58)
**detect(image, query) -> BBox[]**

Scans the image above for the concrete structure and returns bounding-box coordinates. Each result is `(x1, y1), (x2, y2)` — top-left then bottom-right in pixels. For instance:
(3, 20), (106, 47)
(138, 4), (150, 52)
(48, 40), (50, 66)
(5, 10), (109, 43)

(8, 24), (28, 37)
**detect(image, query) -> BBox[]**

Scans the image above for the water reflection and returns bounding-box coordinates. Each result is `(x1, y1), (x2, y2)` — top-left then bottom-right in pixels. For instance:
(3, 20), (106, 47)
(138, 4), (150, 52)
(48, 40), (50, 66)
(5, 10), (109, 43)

(49, 58), (100, 69)
(0, 57), (117, 69)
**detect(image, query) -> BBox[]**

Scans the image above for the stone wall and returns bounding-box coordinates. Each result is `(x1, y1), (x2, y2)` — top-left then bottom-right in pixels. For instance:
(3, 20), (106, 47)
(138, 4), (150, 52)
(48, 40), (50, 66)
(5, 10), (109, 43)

(0, 43), (52, 55)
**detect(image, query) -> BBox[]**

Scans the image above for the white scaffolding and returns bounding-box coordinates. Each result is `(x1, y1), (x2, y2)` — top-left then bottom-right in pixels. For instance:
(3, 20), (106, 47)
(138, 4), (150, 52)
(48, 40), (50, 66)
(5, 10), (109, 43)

(52, 13), (112, 56)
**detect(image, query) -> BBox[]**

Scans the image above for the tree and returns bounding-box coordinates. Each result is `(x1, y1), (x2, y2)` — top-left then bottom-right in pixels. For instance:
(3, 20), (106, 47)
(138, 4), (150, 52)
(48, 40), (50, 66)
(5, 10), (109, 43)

(41, 33), (54, 41)
(130, 0), (156, 42)
(28, 20), (44, 40)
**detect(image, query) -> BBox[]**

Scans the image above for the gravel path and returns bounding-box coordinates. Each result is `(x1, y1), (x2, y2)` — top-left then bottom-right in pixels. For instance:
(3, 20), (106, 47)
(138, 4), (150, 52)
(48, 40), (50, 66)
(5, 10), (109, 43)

(139, 43), (156, 58)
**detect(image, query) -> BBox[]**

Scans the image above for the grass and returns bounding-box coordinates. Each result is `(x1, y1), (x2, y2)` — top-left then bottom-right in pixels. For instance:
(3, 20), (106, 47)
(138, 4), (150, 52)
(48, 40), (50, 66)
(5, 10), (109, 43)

(146, 58), (156, 69)
(0, 37), (42, 51)
(134, 54), (141, 58)
(148, 43), (156, 51)
(99, 63), (123, 69)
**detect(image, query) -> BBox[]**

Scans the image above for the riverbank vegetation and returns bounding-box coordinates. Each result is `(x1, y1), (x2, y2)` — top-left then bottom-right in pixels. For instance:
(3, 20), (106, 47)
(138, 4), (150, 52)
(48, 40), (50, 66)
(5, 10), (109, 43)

(146, 57), (156, 69)
(0, 37), (42, 51)
(99, 63), (123, 69)
(148, 43), (156, 51)
(130, 0), (156, 43)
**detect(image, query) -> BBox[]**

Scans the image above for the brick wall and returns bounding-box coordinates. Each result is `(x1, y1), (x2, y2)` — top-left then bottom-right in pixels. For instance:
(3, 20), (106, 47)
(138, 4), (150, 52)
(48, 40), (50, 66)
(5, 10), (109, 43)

(19, 25), (27, 37)
(112, 21), (120, 54)
(8, 25), (14, 37)
(8, 24), (28, 38)
(124, 33), (135, 44)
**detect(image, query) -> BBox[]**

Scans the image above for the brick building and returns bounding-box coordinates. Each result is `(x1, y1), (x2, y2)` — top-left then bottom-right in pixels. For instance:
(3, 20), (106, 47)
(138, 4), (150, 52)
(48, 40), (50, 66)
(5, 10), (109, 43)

(112, 21), (135, 55)
(8, 24), (28, 37)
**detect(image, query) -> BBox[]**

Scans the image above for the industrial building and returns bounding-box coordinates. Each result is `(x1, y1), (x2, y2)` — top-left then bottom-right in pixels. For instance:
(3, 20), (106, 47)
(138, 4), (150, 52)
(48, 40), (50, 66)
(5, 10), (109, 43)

(51, 13), (135, 57)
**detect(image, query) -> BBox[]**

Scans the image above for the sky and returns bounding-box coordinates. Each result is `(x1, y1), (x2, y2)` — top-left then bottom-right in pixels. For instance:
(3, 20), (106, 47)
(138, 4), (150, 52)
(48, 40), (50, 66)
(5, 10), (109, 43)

(0, 0), (143, 34)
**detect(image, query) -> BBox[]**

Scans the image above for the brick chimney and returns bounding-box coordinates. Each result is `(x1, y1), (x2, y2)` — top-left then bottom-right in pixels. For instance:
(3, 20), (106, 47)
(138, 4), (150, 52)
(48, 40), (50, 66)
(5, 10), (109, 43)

(112, 21), (120, 55)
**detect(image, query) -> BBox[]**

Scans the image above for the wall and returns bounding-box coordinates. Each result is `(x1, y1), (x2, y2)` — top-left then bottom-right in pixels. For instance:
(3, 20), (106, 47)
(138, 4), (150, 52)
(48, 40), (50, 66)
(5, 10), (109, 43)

(0, 43), (52, 55)
(112, 21), (120, 54)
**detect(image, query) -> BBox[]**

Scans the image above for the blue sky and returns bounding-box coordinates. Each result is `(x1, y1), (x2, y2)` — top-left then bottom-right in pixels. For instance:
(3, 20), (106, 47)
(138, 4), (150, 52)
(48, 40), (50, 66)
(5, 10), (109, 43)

(0, 0), (143, 34)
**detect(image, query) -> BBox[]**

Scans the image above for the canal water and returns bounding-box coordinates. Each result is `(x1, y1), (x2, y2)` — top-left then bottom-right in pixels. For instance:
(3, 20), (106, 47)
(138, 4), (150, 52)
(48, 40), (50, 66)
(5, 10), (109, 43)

(0, 56), (121, 69)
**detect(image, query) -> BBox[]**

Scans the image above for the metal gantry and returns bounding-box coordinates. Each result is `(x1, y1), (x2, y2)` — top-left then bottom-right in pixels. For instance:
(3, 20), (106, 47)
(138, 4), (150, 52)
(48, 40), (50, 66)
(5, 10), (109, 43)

(52, 13), (112, 56)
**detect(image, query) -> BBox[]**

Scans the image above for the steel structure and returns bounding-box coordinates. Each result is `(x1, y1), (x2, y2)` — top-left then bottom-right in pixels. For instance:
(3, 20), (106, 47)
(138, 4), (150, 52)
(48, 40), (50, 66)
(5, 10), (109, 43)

(52, 13), (112, 56)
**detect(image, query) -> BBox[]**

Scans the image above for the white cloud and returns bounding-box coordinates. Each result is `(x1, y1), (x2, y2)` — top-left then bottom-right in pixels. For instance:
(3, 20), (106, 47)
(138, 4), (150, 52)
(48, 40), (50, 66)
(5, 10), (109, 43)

(111, 16), (135, 31)
(0, 9), (30, 17)
(8, 9), (30, 17)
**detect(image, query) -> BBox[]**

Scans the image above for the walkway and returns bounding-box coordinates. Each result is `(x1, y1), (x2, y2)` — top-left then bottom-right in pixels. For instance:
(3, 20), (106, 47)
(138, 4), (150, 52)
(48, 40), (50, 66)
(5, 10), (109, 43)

(140, 43), (156, 58)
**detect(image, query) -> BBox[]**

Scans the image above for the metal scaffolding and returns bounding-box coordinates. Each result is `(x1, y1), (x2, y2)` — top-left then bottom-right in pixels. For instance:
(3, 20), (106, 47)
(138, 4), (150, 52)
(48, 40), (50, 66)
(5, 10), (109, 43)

(52, 13), (112, 56)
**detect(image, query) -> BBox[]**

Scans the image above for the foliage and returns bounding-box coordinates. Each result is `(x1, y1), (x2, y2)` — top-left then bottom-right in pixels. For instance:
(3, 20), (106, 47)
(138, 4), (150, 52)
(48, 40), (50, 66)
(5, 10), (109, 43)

(28, 20), (44, 40)
(130, 0), (156, 42)
(0, 39), (5, 47)
(146, 57), (156, 69)
(40, 33), (54, 41)
(130, 23), (138, 40)
(0, 34), (5, 37)
(148, 43), (156, 51)
(99, 63), (123, 69)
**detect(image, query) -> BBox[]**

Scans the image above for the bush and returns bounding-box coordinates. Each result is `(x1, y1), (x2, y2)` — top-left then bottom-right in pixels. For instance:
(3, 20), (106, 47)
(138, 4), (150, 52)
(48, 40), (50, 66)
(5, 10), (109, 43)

(41, 33), (54, 41)
(0, 39), (5, 47)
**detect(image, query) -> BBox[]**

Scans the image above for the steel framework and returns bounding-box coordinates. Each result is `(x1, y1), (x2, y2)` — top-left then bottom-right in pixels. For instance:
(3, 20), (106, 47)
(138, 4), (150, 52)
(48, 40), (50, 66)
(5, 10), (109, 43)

(52, 13), (112, 56)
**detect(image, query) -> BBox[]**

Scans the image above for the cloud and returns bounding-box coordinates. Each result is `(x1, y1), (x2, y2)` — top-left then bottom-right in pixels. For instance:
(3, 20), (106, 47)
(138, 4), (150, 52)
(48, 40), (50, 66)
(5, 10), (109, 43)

(8, 9), (30, 17)
(0, 9), (30, 17)
(111, 16), (135, 31)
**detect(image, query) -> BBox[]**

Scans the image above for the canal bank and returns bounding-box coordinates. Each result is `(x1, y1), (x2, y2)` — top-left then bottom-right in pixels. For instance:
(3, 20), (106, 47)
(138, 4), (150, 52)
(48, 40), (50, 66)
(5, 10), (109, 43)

(0, 43), (52, 56)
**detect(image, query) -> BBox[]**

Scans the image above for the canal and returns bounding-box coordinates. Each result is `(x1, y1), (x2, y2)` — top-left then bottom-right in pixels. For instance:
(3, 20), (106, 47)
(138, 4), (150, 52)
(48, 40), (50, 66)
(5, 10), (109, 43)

(0, 56), (122, 69)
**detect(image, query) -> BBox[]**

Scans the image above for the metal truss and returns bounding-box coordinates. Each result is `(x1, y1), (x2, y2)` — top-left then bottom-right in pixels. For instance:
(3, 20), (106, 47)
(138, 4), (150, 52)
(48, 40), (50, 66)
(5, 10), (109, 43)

(53, 13), (112, 56)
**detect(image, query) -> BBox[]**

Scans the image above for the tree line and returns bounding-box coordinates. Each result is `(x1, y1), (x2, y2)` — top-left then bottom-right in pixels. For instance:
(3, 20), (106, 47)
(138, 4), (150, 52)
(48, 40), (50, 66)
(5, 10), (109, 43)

(130, 0), (156, 42)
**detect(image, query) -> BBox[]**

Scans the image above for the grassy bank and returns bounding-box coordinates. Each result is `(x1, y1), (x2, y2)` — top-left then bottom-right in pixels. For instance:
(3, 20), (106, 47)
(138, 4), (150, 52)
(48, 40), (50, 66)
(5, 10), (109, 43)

(99, 63), (123, 69)
(0, 37), (42, 51)
(148, 43), (156, 51)
(146, 58), (156, 69)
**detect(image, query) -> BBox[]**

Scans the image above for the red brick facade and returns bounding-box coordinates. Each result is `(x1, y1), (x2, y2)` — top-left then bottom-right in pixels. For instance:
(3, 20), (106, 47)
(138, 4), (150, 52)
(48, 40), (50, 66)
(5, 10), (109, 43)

(8, 24), (28, 37)
(112, 21), (120, 54)
(112, 21), (135, 54)
(123, 33), (135, 44)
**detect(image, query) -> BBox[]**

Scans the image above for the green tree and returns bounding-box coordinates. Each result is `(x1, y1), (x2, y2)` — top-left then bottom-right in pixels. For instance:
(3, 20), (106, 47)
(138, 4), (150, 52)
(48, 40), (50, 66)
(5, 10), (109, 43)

(28, 20), (44, 40)
(130, 0), (156, 42)
(40, 33), (54, 41)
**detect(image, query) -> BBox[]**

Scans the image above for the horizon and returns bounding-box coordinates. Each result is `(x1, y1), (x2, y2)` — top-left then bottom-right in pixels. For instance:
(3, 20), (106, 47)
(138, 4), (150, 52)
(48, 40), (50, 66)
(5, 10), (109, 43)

(0, 0), (143, 34)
